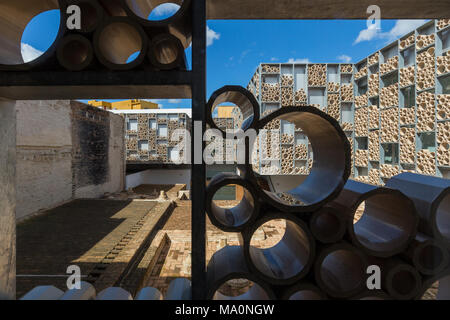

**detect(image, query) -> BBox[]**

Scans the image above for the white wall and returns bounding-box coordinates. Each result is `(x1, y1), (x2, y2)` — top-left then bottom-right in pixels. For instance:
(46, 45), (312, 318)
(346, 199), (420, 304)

(126, 169), (191, 189)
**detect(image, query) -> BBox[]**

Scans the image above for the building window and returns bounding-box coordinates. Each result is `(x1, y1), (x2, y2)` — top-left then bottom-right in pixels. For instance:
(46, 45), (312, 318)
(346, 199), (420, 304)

(149, 119), (157, 129)
(138, 140), (149, 151)
(158, 124), (168, 137)
(382, 143), (399, 165)
(418, 132), (436, 152)
(169, 147), (179, 162)
(356, 137), (368, 150)
(169, 114), (178, 121)
(402, 86), (415, 108)
(127, 119), (138, 131)
(341, 103), (353, 123)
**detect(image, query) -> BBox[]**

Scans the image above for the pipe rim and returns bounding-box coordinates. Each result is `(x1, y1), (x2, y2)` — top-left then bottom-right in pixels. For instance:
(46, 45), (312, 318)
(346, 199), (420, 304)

(66, 0), (104, 33)
(206, 85), (261, 135)
(347, 188), (419, 258)
(282, 283), (326, 300)
(310, 206), (346, 244)
(121, 0), (191, 26)
(314, 243), (368, 298)
(93, 17), (148, 70)
(206, 173), (260, 232)
(147, 33), (184, 70)
(242, 213), (315, 285)
(386, 263), (422, 300)
(413, 240), (449, 276)
(56, 34), (93, 71)
(247, 106), (351, 213)
(0, 0), (67, 70)
(431, 188), (450, 246)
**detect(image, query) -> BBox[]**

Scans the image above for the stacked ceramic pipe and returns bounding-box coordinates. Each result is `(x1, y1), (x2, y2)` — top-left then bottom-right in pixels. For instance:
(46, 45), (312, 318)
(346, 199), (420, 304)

(368, 169), (381, 186)
(369, 130), (380, 161)
(327, 82), (340, 93)
(262, 64), (280, 74)
(355, 66), (368, 80)
(281, 133), (294, 144)
(416, 47), (436, 91)
(368, 53), (379, 66)
(416, 34), (435, 50)
(400, 127), (416, 165)
(341, 122), (353, 131)
(327, 93), (340, 121)
(437, 55), (450, 76)
(295, 144), (308, 160)
(294, 88), (307, 105)
(437, 122), (450, 166)
(368, 106), (380, 130)
(437, 19), (450, 30)
(281, 146), (295, 174)
(355, 150), (369, 167)
(281, 74), (294, 87)
(262, 82), (281, 102)
(380, 84), (399, 108)
(308, 64), (327, 87)
(281, 87), (294, 107)
(400, 108), (416, 126)
(437, 95), (450, 120)
(0, 0), (191, 71)
(341, 84), (354, 102)
(380, 56), (399, 75)
(340, 64), (353, 74)
(381, 108), (399, 143)
(417, 91), (436, 132)
(416, 150), (436, 175)
(205, 85), (450, 300)
(399, 34), (416, 50)
(368, 73), (379, 97)
(400, 66), (415, 87)
(355, 93), (368, 108)
(355, 107), (369, 137)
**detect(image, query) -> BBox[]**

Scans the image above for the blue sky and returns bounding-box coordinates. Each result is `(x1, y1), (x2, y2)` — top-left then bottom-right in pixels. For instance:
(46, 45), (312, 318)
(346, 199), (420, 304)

(20, 8), (428, 109)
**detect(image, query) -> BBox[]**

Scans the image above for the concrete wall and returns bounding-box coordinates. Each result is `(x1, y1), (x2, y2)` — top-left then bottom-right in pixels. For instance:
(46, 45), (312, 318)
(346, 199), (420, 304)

(15, 100), (125, 221)
(0, 100), (16, 299)
(126, 169), (191, 189)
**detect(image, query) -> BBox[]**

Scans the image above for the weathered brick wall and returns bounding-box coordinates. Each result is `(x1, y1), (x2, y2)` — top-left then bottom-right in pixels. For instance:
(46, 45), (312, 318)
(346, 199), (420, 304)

(15, 100), (125, 220)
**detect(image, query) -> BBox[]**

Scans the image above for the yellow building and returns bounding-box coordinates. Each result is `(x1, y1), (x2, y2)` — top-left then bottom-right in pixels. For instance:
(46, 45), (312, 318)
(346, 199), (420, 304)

(88, 99), (159, 110)
(216, 105), (236, 118)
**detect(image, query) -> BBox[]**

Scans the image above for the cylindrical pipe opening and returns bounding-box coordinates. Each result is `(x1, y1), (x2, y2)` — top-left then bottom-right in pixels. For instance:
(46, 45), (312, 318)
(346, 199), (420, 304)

(244, 215), (314, 284)
(94, 18), (147, 70)
(434, 192), (450, 243)
(57, 35), (93, 71)
(148, 33), (184, 70)
(251, 106), (350, 212)
(207, 86), (260, 133)
(72, 0), (104, 33)
(283, 283), (325, 300)
(412, 238), (449, 276)
(0, 0), (62, 66)
(350, 191), (417, 257)
(213, 279), (271, 300)
(124, 0), (183, 21)
(310, 206), (346, 243)
(386, 264), (421, 300)
(206, 173), (259, 232)
(315, 244), (367, 298)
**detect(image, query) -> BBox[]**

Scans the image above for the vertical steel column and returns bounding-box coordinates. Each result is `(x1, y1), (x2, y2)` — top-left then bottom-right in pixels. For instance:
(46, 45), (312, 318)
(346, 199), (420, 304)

(191, 0), (207, 300)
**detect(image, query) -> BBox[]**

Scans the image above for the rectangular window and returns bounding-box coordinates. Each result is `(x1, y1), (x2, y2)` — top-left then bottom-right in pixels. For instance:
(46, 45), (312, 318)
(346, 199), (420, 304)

(127, 119), (138, 131)
(356, 137), (368, 150)
(418, 132), (436, 152)
(341, 103), (353, 123)
(382, 143), (399, 164)
(149, 119), (157, 129)
(158, 124), (168, 137)
(138, 140), (149, 151)
(402, 86), (415, 108)
(169, 114), (178, 121)
(168, 147), (179, 162)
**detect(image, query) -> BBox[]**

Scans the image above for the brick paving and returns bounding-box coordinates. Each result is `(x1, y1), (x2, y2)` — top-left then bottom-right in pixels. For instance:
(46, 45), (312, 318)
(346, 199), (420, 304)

(16, 199), (158, 298)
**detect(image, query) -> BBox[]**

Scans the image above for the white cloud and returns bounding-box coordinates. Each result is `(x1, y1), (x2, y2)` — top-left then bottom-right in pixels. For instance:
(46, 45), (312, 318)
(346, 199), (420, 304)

(270, 57), (278, 61)
(152, 3), (180, 17)
(207, 26), (220, 46)
(168, 99), (181, 103)
(354, 19), (428, 44)
(21, 43), (43, 63)
(337, 54), (352, 63)
(287, 58), (310, 63)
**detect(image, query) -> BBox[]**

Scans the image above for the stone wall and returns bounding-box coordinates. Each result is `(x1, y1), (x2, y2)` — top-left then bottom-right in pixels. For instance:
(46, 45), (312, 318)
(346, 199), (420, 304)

(15, 100), (125, 221)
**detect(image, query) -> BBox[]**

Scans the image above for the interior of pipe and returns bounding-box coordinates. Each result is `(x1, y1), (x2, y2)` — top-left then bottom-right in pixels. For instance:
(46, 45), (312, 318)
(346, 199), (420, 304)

(211, 184), (255, 229)
(311, 209), (343, 241)
(125, 0), (183, 21)
(211, 92), (256, 132)
(249, 220), (311, 280)
(435, 193), (450, 242)
(390, 269), (418, 297)
(98, 0), (128, 16)
(352, 194), (416, 254)
(213, 279), (270, 300)
(319, 249), (365, 294)
(417, 243), (444, 271)
(97, 22), (143, 64)
(61, 39), (90, 66)
(152, 37), (179, 65)
(77, 1), (101, 32)
(0, 0), (60, 65)
(289, 290), (323, 300)
(256, 111), (348, 207)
